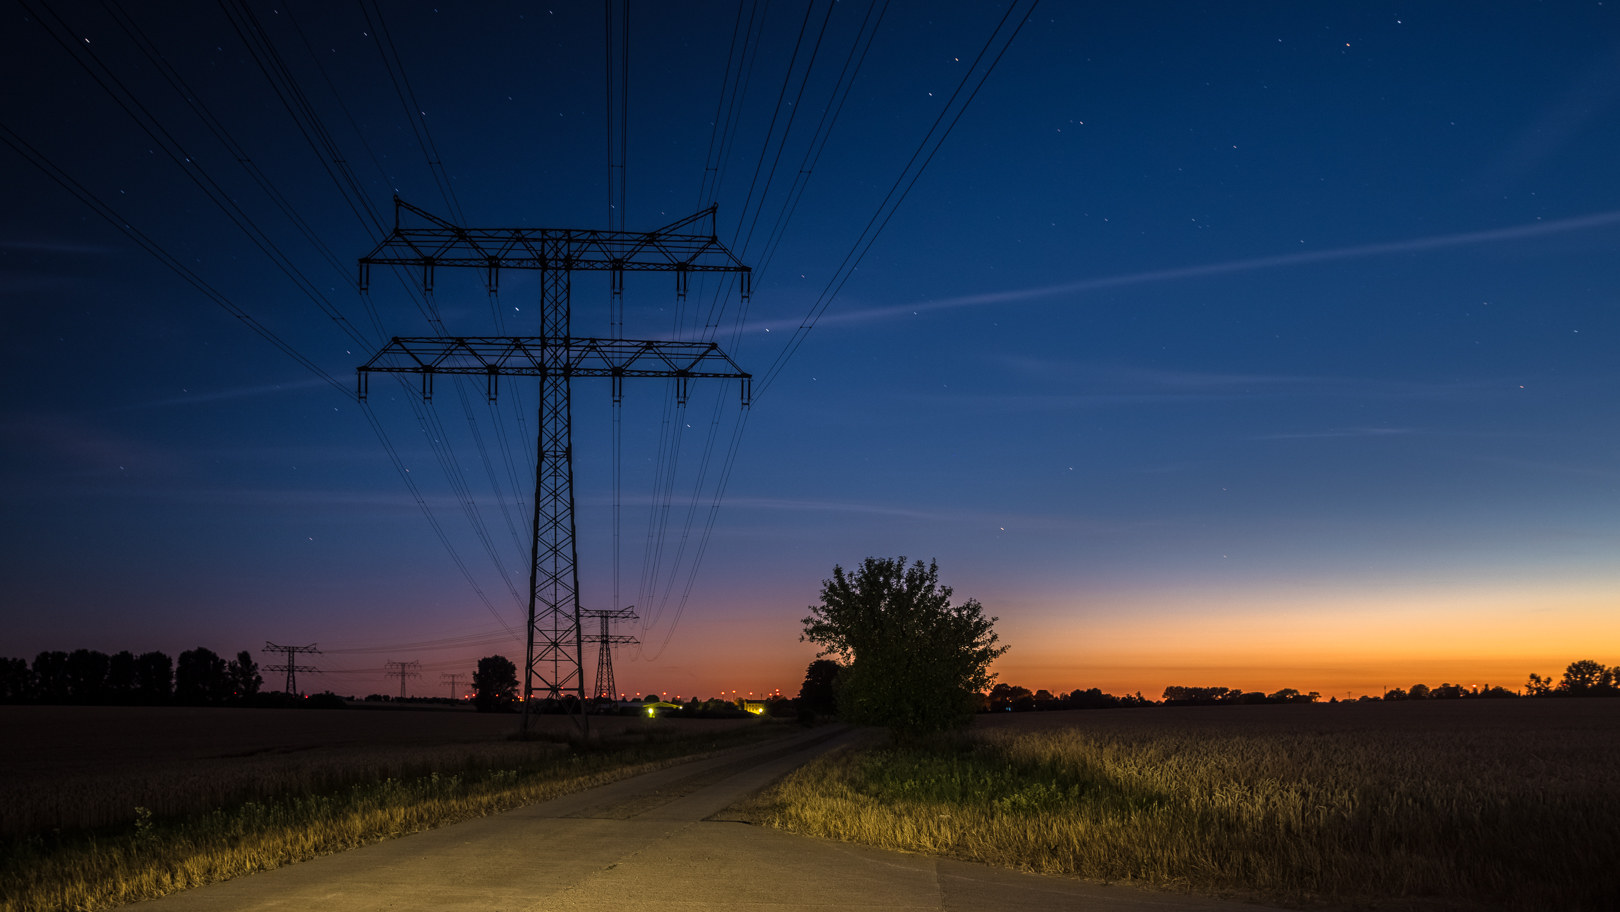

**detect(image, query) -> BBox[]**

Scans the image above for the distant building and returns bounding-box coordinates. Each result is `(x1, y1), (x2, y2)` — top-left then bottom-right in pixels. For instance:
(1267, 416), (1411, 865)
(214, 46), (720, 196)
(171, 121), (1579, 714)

(740, 699), (768, 715)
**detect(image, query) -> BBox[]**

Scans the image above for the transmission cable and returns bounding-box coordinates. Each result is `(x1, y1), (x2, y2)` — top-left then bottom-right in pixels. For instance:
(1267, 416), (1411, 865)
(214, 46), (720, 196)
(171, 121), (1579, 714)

(355, 0), (467, 224)
(22, 0), (374, 352)
(756, 0), (1040, 398)
(645, 0), (1034, 654)
(0, 120), (519, 638)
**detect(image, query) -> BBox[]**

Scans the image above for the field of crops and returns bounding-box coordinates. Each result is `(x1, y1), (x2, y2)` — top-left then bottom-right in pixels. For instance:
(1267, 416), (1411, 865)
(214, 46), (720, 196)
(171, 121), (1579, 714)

(0, 705), (778, 912)
(739, 700), (1620, 911)
(0, 705), (750, 836)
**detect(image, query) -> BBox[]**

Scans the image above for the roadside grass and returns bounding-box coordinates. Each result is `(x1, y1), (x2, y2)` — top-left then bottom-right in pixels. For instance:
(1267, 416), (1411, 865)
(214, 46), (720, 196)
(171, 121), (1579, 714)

(738, 708), (1620, 910)
(0, 706), (751, 837)
(0, 721), (788, 912)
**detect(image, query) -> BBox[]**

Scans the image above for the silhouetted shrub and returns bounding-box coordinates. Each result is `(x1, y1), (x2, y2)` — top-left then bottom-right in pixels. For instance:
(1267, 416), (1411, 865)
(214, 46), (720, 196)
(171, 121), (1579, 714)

(302, 691), (347, 709)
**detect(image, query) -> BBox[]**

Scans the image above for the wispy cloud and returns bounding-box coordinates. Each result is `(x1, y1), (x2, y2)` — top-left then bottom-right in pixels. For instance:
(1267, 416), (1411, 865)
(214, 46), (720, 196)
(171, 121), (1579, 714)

(750, 209), (1620, 332)
(719, 496), (1159, 535)
(1252, 427), (1417, 440)
(1476, 44), (1620, 189)
(0, 415), (173, 473)
(118, 379), (333, 411)
(898, 364), (1500, 412)
(723, 496), (943, 520)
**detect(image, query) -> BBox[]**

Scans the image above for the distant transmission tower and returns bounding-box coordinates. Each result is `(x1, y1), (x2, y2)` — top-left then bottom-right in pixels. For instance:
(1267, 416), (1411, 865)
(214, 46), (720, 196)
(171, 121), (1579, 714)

(441, 672), (468, 701)
(262, 642), (319, 694)
(384, 660), (421, 699)
(356, 199), (752, 735)
(584, 608), (638, 701)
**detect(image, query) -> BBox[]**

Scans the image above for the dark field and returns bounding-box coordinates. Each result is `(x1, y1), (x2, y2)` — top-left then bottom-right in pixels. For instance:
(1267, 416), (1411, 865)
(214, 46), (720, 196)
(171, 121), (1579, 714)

(0, 705), (752, 836)
(974, 691), (1620, 736)
(745, 699), (1620, 911)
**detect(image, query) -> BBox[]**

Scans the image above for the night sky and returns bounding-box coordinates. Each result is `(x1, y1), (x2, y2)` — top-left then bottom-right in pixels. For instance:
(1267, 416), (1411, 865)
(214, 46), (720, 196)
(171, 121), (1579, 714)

(3, 1), (1617, 701)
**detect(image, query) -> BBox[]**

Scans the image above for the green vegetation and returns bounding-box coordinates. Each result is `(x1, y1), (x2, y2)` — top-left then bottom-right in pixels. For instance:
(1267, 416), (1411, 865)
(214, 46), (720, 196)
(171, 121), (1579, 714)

(739, 707), (1620, 910)
(802, 557), (1006, 737)
(0, 722), (789, 912)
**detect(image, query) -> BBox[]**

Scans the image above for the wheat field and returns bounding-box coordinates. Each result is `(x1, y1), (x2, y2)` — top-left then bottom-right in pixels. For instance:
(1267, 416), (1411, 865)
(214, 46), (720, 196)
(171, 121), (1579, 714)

(739, 701), (1620, 910)
(0, 713), (781, 912)
(0, 705), (750, 837)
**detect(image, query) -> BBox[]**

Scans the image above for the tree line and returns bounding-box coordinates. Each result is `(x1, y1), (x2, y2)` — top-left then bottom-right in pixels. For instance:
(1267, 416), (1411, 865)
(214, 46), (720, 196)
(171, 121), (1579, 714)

(0, 648), (343, 707)
(793, 557), (1620, 737)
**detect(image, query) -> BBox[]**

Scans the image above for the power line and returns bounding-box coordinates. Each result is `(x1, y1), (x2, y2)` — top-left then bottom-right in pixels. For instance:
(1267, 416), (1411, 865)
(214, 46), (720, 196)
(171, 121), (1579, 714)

(217, 1), (534, 612)
(637, 0), (887, 651)
(756, 0), (1040, 398)
(356, 0), (466, 223)
(441, 672), (469, 700)
(0, 123), (353, 398)
(634, 0), (818, 639)
(22, 0), (373, 351)
(644, 1), (1031, 654)
(383, 659), (422, 698)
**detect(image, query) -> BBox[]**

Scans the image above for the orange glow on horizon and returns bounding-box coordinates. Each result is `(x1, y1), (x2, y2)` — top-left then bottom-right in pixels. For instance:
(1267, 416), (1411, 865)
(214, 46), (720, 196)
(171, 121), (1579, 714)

(983, 579), (1620, 698)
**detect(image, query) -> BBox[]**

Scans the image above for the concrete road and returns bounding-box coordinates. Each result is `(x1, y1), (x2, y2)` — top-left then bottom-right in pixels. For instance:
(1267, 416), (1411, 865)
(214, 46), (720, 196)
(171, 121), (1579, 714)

(137, 726), (1269, 912)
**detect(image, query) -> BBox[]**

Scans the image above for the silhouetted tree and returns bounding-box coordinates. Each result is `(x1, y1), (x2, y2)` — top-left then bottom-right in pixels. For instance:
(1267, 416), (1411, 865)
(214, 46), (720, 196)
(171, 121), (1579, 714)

(32, 651), (69, 703)
(472, 655), (518, 713)
(303, 691), (348, 709)
(1408, 683), (1432, 700)
(175, 648), (231, 705)
(0, 658), (30, 703)
(1065, 687), (1116, 709)
(802, 557), (1008, 738)
(134, 651), (173, 703)
(1383, 687), (1408, 700)
(1559, 660), (1610, 695)
(798, 659), (842, 716)
(228, 651), (263, 702)
(64, 649), (110, 703)
(1163, 686), (1241, 704)
(106, 651), (137, 702)
(988, 683), (1033, 711)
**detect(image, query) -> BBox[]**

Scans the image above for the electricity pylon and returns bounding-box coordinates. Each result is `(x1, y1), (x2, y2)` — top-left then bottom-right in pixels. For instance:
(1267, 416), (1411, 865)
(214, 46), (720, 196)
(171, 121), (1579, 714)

(441, 672), (468, 701)
(263, 642), (319, 694)
(384, 659), (421, 699)
(357, 199), (752, 735)
(584, 608), (638, 701)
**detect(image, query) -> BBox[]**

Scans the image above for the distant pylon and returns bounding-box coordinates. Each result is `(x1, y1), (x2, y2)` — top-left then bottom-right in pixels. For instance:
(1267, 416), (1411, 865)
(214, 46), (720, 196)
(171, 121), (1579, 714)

(262, 642), (319, 694)
(584, 608), (638, 700)
(441, 672), (467, 701)
(384, 660), (421, 699)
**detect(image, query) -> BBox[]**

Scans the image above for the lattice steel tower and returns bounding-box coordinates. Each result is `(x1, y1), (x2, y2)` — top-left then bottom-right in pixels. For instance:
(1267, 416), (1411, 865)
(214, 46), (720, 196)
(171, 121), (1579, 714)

(356, 199), (751, 734)
(262, 642), (319, 695)
(585, 607), (639, 701)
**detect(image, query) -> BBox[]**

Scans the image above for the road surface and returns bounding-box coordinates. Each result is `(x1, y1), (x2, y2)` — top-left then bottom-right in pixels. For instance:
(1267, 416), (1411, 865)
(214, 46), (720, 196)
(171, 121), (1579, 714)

(137, 726), (1269, 912)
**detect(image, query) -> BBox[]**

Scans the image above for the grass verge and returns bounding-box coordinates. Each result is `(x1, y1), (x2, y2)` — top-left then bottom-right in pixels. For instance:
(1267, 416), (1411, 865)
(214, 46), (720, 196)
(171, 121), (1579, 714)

(735, 722), (1620, 911)
(1, 722), (790, 912)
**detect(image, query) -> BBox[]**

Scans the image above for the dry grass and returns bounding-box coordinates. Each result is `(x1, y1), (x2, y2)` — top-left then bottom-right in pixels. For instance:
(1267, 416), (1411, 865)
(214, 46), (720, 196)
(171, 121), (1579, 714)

(0, 712), (785, 912)
(738, 701), (1620, 911)
(0, 705), (750, 836)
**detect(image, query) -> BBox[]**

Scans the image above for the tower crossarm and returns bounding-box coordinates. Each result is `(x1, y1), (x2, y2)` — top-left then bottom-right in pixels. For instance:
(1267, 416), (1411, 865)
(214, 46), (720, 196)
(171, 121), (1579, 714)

(358, 337), (752, 404)
(359, 199), (751, 295)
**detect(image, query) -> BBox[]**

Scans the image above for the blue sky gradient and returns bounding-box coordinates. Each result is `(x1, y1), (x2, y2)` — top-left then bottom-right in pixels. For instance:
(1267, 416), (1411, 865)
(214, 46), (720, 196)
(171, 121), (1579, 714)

(2, 1), (1617, 698)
